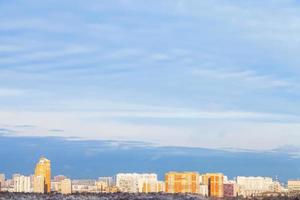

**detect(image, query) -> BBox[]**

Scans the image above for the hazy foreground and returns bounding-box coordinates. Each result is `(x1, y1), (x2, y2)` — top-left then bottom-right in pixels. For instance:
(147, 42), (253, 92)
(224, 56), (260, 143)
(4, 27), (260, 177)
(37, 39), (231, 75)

(2, 193), (300, 200)
(0, 192), (206, 200)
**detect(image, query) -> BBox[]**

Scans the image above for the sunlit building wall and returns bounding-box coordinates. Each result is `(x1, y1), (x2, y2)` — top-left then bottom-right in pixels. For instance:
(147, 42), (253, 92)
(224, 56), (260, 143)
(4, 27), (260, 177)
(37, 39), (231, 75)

(288, 180), (300, 193)
(236, 176), (274, 197)
(34, 157), (51, 193)
(13, 175), (31, 193)
(61, 179), (72, 194)
(165, 172), (199, 194)
(96, 180), (109, 193)
(116, 173), (158, 193)
(34, 176), (45, 193)
(157, 181), (165, 192)
(202, 173), (224, 198)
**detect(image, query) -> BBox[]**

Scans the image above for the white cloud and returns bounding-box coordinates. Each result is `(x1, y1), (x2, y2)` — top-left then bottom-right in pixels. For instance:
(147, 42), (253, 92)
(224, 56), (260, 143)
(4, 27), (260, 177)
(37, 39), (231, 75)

(191, 68), (294, 89)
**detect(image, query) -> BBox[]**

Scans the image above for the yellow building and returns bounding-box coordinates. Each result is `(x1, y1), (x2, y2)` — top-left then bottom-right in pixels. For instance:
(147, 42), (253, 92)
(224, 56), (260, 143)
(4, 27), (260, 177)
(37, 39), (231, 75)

(61, 179), (72, 195)
(165, 172), (199, 194)
(34, 157), (51, 193)
(202, 173), (224, 198)
(157, 181), (165, 192)
(96, 180), (109, 193)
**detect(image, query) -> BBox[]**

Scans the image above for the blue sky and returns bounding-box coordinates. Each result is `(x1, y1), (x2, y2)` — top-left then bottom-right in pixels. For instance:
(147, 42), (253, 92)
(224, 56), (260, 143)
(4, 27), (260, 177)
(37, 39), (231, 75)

(1, 0), (300, 150)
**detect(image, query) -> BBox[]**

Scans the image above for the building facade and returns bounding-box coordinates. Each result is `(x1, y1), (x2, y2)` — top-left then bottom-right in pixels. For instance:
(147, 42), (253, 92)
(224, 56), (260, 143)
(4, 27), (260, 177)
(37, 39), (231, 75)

(116, 173), (158, 193)
(34, 157), (51, 193)
(236, 176), (275, 197)
(202, 173), (224, 198)
(224, 183), (237, 197)
(165, 172), (199, 194)
(61, 179), (72, 194)
(13, 175), (31, 193)
(288, 180), (300, 194)
(34, 176), (45, 193)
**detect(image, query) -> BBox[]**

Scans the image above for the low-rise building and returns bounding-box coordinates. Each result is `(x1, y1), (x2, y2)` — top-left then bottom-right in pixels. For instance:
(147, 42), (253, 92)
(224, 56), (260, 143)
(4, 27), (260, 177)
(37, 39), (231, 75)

(116, 173), (158, 193)
(288, 180), (300, 194)
(72, 179), (97, 193)
(236, 176), (275, 197)
(224, 182), (237, 197)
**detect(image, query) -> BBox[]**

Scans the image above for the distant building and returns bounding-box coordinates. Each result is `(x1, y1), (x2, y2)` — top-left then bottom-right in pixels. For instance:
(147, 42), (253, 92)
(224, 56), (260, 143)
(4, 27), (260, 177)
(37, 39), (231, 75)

(61, 179), (72, 194)
(288, 180), (300, 193)
(72, 179), (97, 193)
(199, 184), (209, 196)
(224, 182), (237, 197)
(96, 180), (108, 193)
(98, 177), (114, 187)
(0, 174), (5, 191)
(51, 181), (62, 193)
(13, 175), (31, 193)
(165, 172), (199, 194)
(236, 176), (275, 197)
(202, 173), (224, 198)
(54, 175), (67, 182)
(157, 181), (165, 192)
(2, 179), (14, 192)
(116, 173), (158, 193)
(34, 176), (45, 193)
(12, 174), (21, 179)
(34, 157), (51, 193)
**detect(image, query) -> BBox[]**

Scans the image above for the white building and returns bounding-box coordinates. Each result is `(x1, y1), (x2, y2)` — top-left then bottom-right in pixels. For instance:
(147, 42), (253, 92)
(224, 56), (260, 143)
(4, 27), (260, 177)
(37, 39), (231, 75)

(116, 173), (158, 193)
(61, 179), (72, 194)
(288, 180), (300, 193)
(236, 176), (276, 197)
(13, 175), (31, 193)
(72, 179), (97, 193)
(199, 184), (209, 196)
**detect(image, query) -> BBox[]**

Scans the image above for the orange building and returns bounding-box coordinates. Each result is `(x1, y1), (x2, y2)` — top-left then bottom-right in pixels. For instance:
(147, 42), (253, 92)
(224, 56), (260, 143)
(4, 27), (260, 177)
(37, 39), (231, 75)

(34, 157), (51, 193)
(165, 172), (199, 194)
(202, 173), (224, 198)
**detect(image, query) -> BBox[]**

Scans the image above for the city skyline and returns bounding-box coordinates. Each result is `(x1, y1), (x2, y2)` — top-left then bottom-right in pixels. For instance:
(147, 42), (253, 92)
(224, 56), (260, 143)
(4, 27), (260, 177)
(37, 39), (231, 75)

(0, 156), (299, 198)
(0, 136), (299, 182)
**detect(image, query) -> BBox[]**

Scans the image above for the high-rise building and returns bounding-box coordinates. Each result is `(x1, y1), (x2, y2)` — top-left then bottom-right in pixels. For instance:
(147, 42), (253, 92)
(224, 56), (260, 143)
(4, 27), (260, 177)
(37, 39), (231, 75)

(13, 175), (31, 193)
(61, 179), (72, 194)
(116, 173), (158, 193)
(34, 157), (51, 193)
(165, 172), (199, 194)
(34, 176), (45, 193)
(202, 173), (224, 198)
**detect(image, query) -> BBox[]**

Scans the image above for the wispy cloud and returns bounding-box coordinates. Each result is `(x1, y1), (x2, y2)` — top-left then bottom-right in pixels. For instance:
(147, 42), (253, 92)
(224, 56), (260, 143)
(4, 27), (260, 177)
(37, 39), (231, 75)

(0, 0), (300, 150)
(191, 68), (294, 89)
